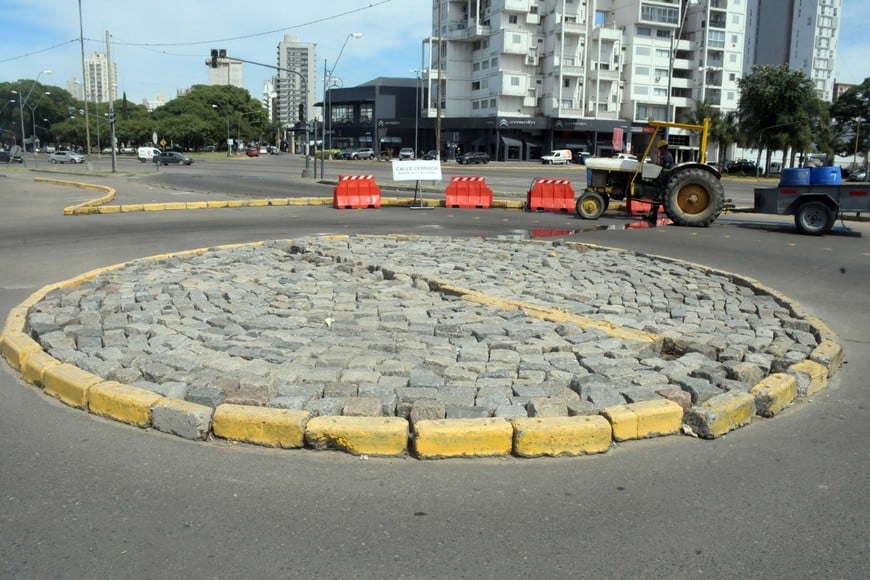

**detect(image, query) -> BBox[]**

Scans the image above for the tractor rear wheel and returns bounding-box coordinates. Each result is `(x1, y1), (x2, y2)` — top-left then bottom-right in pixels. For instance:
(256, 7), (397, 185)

(663, 168), (724, 227)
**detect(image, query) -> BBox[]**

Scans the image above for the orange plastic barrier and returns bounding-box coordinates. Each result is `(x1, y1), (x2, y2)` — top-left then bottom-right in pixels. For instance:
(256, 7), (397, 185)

(445, 176), (493, 208)
(625, 197), (665, 216)
(333, 175), (382, 209)
(527, 178), (575, 212)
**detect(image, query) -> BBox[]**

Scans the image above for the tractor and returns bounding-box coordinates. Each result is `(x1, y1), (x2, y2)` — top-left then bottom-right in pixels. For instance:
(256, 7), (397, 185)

(576, 119), (725, 227)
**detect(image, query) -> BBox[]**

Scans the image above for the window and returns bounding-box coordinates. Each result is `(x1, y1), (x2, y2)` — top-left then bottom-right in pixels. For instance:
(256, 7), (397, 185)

(640, 3), (678, 25)
(482, 60), (489, 69)
(512, 33), (522, 44)
(655, 48), (669, 58)
(653, 87), (667, 96)
(654, 68), (668, 80)
(473, 62), (480, 72)
(472, 81), (481, 90)
(491, 57), (498, 67)
(472, 41), (481, 51)
(636, 46), (651, 56)
(490, 98), (497, 108)
(472, 101), (479, 110)
(635, 85), (649, 95)
(512, 77), (521, 87)
(636, 26), (652, 36)
(636, 65), (650, 75)
(563, 78), (570, 87)
(708, 30), (725, 48)
(656, 29), (671, 38)
(509, 15), (518, 24)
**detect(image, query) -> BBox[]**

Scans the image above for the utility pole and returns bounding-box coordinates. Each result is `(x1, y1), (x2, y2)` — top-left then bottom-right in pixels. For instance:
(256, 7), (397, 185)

(106, 30), (117, 172)
(78, 0), (92, 168)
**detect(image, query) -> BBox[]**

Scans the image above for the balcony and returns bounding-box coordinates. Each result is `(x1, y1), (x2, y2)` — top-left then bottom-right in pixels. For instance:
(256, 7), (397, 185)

(588, 62), (619, 81)
(442, 19), (491, 41)
(592, 26), (623, 42)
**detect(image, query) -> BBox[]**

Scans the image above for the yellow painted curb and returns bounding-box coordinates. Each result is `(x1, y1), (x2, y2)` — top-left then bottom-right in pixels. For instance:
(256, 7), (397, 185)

(788, 359), (828, 396)
(810, 340), (843, 377)
(21, 349), (61, 386)
(43, 363), (102, 409)
(120, 204), (146, 212)
(212, 404), (309, 448)
(511, 416), (612, 457)
(602, 399), (684, 441)
(305, 416), (409, 456)
(89, 381), (163, 427)
(185, 201), (208, 210)
(684, 391), (756, 439)
(207, 200), (230, 209)
(0, 330), (42, 370)
(413, 418), (513, 459)
(751, 373), (797, 417)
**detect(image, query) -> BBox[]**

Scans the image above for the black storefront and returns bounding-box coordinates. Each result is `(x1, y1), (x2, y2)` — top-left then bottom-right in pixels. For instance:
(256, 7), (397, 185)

(325, 78), (632, 161)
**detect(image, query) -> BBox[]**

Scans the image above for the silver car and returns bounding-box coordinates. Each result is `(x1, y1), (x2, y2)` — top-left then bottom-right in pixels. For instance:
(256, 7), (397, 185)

(48, 151), (85, 164)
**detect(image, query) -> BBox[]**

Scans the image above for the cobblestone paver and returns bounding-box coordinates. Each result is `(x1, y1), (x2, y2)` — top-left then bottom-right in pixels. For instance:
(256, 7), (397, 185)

(25, 235), (819, 419)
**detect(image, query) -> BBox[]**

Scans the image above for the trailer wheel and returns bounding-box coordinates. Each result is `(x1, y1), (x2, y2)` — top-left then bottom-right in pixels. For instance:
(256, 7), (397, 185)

(663, 168), (724, 227)
(576, 191), (608, 220)
(794, 200), (835, 235)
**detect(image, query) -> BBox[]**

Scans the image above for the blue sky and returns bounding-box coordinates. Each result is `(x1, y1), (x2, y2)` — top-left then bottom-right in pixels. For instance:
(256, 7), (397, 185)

(0, 0), (867, 105)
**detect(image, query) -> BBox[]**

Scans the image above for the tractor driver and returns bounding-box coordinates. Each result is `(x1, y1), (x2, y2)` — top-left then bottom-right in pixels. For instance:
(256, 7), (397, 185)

(657, 139), (674, 185)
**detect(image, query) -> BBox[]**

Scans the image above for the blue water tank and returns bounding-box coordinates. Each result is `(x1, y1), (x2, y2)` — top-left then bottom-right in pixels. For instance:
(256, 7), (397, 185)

(779, 168), (811, 186)
(810, 166), (842, 185)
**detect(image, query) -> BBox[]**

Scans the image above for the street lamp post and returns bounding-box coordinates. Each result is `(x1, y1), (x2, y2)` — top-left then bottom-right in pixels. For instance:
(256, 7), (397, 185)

(409, 69), (428, 155)
(322, 32), (362, 178)
(854, 117), (866, 173)
(11, 70), (52, 167)
(665, 1), (697, 128)
(28, 92), (51, 168)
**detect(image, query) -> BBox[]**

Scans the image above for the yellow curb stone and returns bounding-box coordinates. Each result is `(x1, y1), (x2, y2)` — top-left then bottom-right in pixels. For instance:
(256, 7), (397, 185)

(207, 200), (230, 209)
(43, 363), (102, 409)
(21, 350), (61, 386)
(305, 416), (408, 456)
(810, 340), (843, 376)
(163, 202), (187, 211)
(226, 200), (247, 208)
(0, 330), (42, 370)
(788, 360), (829, 396)
(213, 404), (309, 448)
(268, 198), (290, 206)
(511, 416), (612, 457)
(120, 204), (145, 212)
(602, 399), (684, 441)
(185, 201), (208, 210)
(246, 199), (269, 207)
(143, 203), (166, 211)
(683, 391), (756, 439)
(750, 373), (797, 417)
(98, 205), (121, 214)
(413, 418), (513, 459)
(89, 381), (163, 427)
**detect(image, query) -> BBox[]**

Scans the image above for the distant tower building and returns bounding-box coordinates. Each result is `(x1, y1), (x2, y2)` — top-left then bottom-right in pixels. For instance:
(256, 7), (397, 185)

(262, 80), (278, 122)
(205, 50), (244, 88)
(83, 52), (118, 103)
(744, 0), (841, 101)
(275, 35), (316, 127)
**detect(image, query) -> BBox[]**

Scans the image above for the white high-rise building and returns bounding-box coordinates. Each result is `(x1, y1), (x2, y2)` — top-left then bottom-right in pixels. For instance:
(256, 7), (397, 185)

(275, 35), (316, 127)
(205, 51), (244, 89)
(744, 0), (841, 101)
(83, 52), (118, 104)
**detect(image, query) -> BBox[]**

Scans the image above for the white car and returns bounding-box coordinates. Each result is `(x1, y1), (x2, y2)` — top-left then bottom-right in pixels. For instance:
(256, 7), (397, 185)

(399, 148), (415, 160)
(48, 151), (85, 164)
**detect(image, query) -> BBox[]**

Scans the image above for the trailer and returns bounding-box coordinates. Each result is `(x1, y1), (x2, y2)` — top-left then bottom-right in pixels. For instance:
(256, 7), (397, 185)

(754, 182), (870, 235)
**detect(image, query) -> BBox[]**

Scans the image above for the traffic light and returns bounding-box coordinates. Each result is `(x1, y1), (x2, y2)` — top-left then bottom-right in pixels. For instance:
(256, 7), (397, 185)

(210, 49), (218, 68)
(298, 103), (305, 123)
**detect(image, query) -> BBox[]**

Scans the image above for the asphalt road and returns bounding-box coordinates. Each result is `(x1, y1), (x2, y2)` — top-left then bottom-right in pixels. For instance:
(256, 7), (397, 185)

(1, 169), (867, 579)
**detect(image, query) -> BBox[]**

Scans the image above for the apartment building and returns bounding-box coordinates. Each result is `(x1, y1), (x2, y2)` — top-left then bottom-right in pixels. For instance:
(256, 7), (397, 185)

(206, 51), (244, 90)
(274, 35), (317, 129)
(83, 52), (118, 104)
(744, 0), (841, 101)
(418, 0), (750, 161)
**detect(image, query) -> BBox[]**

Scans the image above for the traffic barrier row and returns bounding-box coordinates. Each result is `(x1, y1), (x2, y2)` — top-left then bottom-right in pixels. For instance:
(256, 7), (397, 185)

(445, 176), (493, 208)
(527, 178), (575, 212)
(333, 175), (382, 209)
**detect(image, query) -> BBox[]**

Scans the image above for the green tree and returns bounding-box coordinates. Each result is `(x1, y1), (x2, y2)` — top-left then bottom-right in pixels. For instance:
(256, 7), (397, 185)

(737, 65), (827, 173)
(829, 78), (870, 170)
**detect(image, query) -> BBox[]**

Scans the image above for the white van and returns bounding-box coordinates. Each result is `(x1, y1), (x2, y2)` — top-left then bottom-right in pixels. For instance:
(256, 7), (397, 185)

(541, 149), (573, 165)
(137, 147), (161, 163)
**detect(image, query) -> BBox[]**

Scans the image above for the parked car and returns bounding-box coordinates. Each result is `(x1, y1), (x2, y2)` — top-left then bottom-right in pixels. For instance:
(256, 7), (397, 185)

(246, 147), (259, 157)
(153, 151), (193, 166)
(203, 145), (216, 153)
(351, 148), (375, 160)
(0, 150), (23, 163)
(726, 160), (762, 175)
(847, 169), (867, 182)
(457, 151), (490, 164)
(398, 147), (415, 160)
(48, 151), (85, 164)
(336, 147), (356, 159)
(422, 150), (439, 160)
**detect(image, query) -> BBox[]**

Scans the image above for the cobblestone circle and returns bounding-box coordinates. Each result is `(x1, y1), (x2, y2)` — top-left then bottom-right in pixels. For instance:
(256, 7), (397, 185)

(25, 235), (821, 419)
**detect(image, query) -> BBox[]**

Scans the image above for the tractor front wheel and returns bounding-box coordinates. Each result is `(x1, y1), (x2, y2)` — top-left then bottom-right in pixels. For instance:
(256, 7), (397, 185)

(663, 168), (724, 227)
(575, 191), (608, 220)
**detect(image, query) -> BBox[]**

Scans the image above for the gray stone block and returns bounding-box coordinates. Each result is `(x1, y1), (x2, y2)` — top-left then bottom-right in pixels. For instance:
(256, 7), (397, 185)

(152, 402), (213, 440)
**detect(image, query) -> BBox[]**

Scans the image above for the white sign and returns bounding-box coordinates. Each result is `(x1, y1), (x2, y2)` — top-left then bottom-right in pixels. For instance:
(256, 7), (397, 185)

(391, 160), (442, 182)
